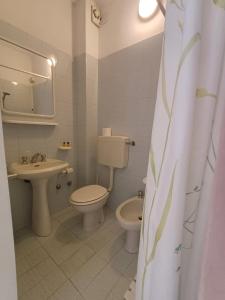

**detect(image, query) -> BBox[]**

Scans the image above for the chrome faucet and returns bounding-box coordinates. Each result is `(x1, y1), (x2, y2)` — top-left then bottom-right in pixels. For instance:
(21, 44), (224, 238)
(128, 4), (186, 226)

(30, 152), (47, 163)
(21, 156), (29, 165)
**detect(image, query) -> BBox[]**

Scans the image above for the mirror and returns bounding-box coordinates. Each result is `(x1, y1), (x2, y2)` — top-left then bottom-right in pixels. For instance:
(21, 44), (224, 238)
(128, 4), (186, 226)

(0, 37), (55, 118)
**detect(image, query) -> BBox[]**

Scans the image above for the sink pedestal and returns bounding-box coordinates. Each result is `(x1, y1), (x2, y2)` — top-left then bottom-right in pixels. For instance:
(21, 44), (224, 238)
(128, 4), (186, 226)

(31, 178), (51, 236)
(10, 158), (69, 237)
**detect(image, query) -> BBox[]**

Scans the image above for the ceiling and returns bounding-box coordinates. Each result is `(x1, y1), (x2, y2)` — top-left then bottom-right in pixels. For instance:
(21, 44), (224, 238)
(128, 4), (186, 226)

(71, 0), (114, 9)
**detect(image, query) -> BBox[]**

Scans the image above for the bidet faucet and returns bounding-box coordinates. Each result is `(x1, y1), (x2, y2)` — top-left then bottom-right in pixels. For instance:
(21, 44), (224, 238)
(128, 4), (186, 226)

(30, 152), (47, 163)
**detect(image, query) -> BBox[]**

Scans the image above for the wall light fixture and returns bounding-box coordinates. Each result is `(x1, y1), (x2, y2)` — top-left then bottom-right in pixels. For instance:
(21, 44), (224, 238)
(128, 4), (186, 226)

(139, 0), (158, 19)
(47, 56), (57, 67)
(139, 0), (166, 19)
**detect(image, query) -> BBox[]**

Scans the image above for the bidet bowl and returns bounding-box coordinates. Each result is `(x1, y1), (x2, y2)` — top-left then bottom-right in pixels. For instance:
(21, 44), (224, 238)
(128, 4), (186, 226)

(116, 196), (143, 253)
(116, 196), (143, 231)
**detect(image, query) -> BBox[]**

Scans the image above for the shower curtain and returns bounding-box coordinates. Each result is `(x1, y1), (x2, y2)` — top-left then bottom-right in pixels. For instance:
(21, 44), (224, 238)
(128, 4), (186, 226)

(136, 0), (225, 300)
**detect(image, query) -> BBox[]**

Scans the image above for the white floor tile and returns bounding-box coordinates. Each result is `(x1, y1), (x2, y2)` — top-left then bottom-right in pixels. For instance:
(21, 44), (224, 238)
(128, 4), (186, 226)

(53, 206), (82, 230)
(41, 228), (83, 264)
(16, 247), (48, 276)
(97, 232), (125, 263)
(20, 282), (49, 300)
(35, 220), (64, 246)
(106, 276), (130, 300)
(16, 256), (31, 277)
(110, 249), (137, 275)
(35, 258), (59, 278)
(15, 207), (138, 300)
(85, 226), (120, 253)
(82, 264), (122, 300)
(60, 244), (95, 278)
(52, 206), (75, 220)
(71, 255), (106, 292)
(17, 266), (43, 295)
(38, 267), (66, 296)
(104, 218), (124, 236)
(14, 228), (35, 241)
(122, 257), (138, 280)
(49, 281), (84, 300)
(15, 230), (40, 259)
(70, 222), (94, 240)
(47, 239), (83, 264)
(18, 258), (65, 297)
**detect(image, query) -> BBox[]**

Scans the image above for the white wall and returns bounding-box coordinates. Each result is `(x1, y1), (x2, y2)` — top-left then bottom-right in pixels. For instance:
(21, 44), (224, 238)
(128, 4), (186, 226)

(98, 0), (165, 58)
(0, 0), (72, 56)
(85, 0), (99, 58)
(0, 112), (17, 300)
(72, 0), (86, 57)
(72, 0), (99, 58)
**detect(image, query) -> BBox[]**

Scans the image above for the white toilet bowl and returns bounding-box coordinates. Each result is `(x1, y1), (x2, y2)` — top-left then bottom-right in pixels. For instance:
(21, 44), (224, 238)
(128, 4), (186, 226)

(116, 196), (143, 253)
(70, 185), (109, 231)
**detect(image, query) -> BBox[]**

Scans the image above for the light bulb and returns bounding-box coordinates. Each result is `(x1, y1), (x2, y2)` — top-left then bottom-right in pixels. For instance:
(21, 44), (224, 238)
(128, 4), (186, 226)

(11, 81), (18, 86)
(139, 0), (158, 19)
(47, 56), (57, 67)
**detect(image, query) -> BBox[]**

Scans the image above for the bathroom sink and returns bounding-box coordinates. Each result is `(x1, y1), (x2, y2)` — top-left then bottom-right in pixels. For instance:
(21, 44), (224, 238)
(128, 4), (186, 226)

(10, 159), (70, 237)
(10, 159), (69, 180)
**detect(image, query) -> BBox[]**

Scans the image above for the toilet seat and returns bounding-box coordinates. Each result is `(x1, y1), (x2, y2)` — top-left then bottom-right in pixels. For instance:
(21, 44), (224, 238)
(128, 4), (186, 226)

(70, 185), (108, 206)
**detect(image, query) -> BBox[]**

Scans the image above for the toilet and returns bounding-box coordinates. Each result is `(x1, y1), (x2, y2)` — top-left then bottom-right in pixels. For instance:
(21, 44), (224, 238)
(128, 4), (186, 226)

(116, 196), (144, 253)
(70, 136), (129, 231)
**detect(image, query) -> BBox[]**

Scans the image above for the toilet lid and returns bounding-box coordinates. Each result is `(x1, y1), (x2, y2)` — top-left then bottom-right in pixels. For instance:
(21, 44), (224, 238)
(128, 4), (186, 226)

(70, 185), (108, 204)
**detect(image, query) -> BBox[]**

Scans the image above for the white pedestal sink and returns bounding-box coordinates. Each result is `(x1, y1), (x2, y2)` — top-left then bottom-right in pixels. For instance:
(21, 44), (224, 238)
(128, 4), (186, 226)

(10, 159), (69, 236)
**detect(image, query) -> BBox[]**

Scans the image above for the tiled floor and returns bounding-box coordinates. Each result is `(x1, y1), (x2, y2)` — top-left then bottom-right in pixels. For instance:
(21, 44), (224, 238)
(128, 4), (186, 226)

(15, 206), (138, 300)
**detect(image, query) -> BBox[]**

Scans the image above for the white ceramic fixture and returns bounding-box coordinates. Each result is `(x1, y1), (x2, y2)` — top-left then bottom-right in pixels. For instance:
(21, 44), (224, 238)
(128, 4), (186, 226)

(70, 136), (129, 231)
(70, 185), (109, 231)
(10, 159), (69, 236)
(116, 196), (143, 253)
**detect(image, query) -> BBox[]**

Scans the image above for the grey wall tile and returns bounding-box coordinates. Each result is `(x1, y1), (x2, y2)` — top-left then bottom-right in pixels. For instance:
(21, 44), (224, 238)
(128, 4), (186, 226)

(74, 54), (98, 187)
(98, 33), (163, 209)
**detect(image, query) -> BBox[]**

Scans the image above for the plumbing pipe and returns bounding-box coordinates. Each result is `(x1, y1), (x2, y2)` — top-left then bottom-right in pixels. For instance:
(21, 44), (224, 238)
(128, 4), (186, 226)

(108, 166), (114, 192)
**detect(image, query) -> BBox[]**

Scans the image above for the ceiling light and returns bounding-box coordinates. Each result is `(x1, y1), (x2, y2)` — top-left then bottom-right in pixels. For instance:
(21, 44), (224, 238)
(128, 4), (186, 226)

(139, 0), (158, 19)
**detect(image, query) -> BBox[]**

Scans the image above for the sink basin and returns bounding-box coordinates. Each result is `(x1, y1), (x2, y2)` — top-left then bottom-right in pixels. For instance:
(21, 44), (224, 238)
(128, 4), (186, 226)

(10, 159), (70, 237)
(10, 159), (69, 180)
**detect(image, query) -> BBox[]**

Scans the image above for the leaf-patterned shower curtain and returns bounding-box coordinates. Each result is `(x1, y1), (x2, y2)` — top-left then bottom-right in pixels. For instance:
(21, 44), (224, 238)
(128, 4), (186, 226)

(136, 0), (225, 299)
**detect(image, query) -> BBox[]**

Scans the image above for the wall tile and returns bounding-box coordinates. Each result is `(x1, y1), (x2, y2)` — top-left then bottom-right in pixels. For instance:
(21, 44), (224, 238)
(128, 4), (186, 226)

(1, 21), (76, 231)
(98, 33), (163, 208)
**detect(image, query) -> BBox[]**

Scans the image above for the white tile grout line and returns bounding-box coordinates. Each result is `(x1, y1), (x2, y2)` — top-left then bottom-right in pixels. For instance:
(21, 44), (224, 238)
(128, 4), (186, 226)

(103, 251), (138, 300)
(123, 278), (136, 300)
(15, 207), (137, 300)
(15, 246), (50, 275)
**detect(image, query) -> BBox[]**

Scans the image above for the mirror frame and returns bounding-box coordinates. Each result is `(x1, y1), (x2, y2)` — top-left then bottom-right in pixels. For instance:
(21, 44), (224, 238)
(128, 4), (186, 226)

(0, 36), (56, 119)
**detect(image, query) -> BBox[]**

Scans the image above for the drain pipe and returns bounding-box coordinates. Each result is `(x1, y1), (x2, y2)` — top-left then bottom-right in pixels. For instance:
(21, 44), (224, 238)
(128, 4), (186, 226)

(108, 167), (114, 192)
